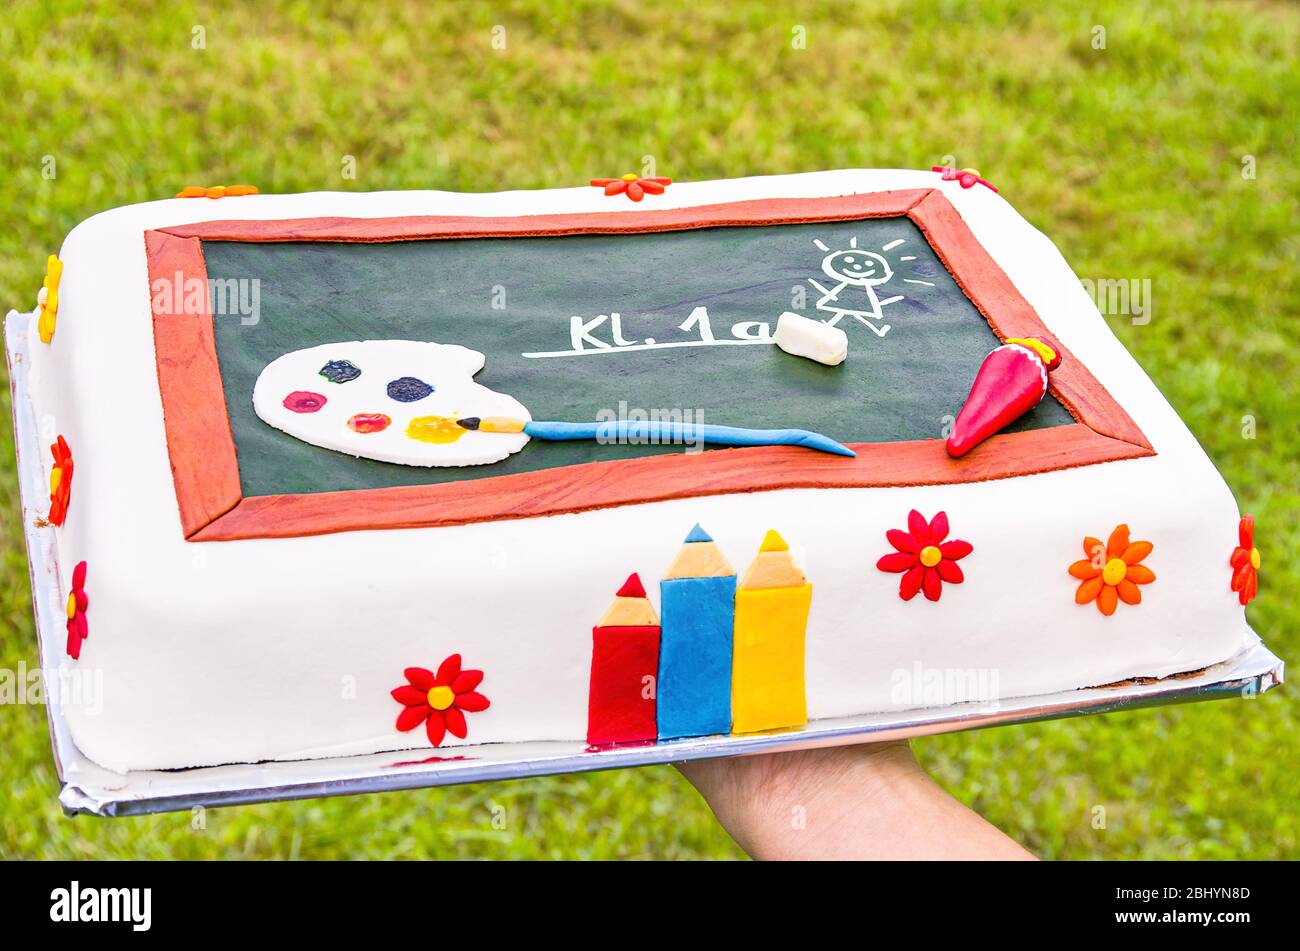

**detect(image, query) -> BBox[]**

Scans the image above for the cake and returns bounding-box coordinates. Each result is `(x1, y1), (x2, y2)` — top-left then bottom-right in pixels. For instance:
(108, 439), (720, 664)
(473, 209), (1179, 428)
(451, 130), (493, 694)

(15, 168), (1261, 773)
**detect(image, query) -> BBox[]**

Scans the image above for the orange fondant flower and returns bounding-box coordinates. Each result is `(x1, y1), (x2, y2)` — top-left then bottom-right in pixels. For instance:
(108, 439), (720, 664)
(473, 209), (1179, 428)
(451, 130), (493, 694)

(175, 184), (259, 199)
(48, 435), (73, 527)
(1068, 524), (1155, 616)
(589, 173), (672, 202)
(876, 509), (973, 602)
(391, 654), (490, 746)
(1230, 515), (1260, 606)
(65, 561), (88, 659)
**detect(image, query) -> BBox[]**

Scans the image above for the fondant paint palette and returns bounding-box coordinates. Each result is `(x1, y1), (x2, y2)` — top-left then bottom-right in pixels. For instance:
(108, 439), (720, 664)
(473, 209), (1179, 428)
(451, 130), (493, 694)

(252, 340), (531, 466)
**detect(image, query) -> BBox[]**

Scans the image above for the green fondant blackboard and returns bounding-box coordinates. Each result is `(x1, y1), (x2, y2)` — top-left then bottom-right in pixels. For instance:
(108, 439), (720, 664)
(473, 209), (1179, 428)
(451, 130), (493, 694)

(204, 217), (1073, 497)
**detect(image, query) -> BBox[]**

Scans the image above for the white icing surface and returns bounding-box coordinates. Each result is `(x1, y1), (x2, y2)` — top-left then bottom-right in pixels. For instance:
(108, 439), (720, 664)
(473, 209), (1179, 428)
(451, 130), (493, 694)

(23, 170), (1254, 772)
(252, 340), (530, 466)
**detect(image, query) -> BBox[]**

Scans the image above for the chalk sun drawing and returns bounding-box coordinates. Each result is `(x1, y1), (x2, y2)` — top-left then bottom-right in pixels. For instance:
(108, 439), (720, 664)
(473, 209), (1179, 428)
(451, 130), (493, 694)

(807, 236), (935, 337)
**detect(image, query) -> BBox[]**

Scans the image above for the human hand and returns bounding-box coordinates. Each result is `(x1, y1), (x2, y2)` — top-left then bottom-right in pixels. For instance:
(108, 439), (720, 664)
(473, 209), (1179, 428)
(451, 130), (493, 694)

(678, 739), (1036, 860)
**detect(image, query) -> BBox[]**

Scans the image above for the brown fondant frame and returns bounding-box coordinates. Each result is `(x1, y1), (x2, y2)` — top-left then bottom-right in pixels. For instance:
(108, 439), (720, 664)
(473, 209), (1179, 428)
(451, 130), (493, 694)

(144, 189), (1153, 541)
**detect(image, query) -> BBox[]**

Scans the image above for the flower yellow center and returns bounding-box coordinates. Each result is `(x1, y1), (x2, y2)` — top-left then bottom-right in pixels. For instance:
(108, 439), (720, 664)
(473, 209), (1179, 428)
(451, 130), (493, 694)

(50, 467), (63, 493)
(66, 593), (77, 619)
(621, 173), (638, 181)
(919, 545), (943, 568)
(1250, 547), (1260, 570)
(427, 686), (455, 711)
(1102, 557), (1128, 586)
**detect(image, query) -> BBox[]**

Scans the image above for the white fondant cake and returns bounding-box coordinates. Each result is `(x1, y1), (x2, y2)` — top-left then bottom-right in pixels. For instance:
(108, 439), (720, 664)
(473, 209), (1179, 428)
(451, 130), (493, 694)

(20, 169), (1257, 772)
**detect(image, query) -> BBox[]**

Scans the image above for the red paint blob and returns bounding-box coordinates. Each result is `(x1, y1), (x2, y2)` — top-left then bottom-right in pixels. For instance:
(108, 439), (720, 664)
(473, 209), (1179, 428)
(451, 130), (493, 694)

(348, 413), (392, 434)
(283, 391), (327, 413)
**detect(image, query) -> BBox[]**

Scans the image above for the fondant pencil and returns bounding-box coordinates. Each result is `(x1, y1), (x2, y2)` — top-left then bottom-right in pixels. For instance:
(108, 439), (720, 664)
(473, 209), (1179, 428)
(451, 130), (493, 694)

(456, 416), (855, 457)
(946, 335), (1062, 457)
(731, 530), (811, 735)
(586, 573), (660, 746)
(657, 524), (736, 739)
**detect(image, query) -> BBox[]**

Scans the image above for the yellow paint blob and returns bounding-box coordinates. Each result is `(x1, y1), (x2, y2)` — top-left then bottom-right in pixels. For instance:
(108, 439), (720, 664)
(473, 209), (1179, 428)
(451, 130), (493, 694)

(406, 416), (466, 445)
(427, 686), (455, 711)
(1250, 547), (1261, 570)
(919, 545), (943, 568)
(1102, 557), (1128, 586)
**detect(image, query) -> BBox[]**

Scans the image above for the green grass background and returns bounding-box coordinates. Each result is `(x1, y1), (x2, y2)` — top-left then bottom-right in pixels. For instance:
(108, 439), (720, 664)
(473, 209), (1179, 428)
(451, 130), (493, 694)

(1, 0), (1295, 859)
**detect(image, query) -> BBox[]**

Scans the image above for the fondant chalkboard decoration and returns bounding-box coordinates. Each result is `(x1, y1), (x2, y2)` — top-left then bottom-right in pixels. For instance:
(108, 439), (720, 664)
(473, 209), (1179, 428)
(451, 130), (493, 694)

(1069, 524), (1155, 616)
(946, 335), (1062, 457)
(65, 561), (89, 660)
(658, 524), (736, 739)
(456, 415), (856, 457)
(391, 654), (490, 747)
(1230, 515), (1260, 606)
(48, 435), (73, 527)
(36, 254), (62, 344)
(931, 166), (998, 192)
(589, 173), (672, 202)
(253, 340), (530, 467)
(175, 184), (259, 199)
(876, 510), (973, 602)
(587, 573), (660, 746)
(731, 530), (810, 735)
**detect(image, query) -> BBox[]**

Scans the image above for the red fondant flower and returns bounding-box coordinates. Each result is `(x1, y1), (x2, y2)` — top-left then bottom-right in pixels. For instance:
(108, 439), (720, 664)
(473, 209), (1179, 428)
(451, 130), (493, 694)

(1068, 524), (1155, 616)
(65, 561), (88, 659)
(876, 510), (973, 602)
(48, 435), (73, 527)
(1230, 515), (1260, 606)
(391, 654), (490, 746)
(589, 173), (672, 202)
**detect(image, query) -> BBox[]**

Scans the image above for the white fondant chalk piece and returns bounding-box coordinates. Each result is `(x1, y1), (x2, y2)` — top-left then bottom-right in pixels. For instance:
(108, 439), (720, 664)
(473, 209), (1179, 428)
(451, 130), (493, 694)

(774, 311), (848, 366)
(252, 340), (530, 466)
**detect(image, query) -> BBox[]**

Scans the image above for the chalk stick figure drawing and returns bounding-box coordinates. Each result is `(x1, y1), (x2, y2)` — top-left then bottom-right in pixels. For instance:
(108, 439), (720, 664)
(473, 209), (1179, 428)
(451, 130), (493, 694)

(807, 236), (934, 337)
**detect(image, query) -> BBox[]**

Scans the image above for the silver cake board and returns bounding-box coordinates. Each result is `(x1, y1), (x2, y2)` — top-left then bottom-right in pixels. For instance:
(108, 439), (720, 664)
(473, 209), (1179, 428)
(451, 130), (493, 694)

(6, 311), (1285, 818)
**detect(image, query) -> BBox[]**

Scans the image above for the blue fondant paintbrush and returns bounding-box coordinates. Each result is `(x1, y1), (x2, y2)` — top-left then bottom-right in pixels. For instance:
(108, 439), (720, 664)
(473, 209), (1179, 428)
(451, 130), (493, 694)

(454, 416), (856, 457)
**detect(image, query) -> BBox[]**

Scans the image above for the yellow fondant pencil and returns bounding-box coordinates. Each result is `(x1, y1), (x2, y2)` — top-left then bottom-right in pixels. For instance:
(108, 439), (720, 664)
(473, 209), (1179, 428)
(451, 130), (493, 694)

(731, 530), (811, 734)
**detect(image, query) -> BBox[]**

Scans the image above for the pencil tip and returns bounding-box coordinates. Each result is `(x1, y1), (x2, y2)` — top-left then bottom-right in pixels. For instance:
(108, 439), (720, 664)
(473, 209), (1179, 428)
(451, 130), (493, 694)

(684, 523), (713, 543)
(616, 573), (647, 598)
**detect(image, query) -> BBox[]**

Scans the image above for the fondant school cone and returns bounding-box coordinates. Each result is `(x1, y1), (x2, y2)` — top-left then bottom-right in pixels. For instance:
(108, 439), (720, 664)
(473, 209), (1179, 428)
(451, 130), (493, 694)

(658, 524), (736, 739)
(731, 530), (811, 735)
(946, 336), (1062, 457)
(587, 573), (660, 746)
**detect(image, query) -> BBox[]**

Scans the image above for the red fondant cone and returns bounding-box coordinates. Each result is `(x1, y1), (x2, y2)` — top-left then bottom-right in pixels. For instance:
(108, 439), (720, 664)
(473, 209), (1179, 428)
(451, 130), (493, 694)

(946, 338), (1061, 458)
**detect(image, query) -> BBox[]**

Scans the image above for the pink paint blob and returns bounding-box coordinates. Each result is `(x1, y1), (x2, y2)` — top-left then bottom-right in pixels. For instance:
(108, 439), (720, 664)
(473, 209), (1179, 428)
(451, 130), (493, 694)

(283, 391), (327, 413)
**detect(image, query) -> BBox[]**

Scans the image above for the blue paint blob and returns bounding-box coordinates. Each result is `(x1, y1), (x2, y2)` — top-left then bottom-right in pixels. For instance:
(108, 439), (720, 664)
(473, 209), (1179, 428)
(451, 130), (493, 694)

(319, 359), (362, 384)
(386, 376), (434, 402)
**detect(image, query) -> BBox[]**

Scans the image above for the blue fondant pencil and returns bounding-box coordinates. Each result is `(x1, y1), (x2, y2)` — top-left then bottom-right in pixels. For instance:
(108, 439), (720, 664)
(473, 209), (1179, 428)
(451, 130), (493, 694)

(657, 524), (737, 739)
(455, 416), (855, 457)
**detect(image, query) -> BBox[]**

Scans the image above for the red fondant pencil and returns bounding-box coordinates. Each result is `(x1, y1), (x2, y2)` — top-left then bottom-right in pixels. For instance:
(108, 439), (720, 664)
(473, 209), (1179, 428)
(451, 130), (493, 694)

(587, 573), (660, 746)
(946, 336), (1062, 458)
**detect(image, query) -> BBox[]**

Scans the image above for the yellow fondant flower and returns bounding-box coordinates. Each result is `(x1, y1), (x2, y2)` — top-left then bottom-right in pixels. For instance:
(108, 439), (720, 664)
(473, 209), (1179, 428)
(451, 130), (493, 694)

(37, 254), (63, 344)
(1068, 524), (1155, 616)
